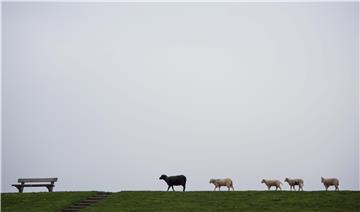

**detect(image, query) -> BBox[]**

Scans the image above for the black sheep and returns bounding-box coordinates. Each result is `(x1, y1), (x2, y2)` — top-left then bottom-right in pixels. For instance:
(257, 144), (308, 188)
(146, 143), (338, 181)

(159, 174), (187, 191)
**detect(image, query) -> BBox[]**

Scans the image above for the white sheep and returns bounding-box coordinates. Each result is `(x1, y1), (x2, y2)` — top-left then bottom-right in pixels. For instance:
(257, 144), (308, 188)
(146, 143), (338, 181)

(321, 177), (339, 191)
(284, 178), (304, 191)
(209, 178), (234, 191)
(261, 179), (282, 191)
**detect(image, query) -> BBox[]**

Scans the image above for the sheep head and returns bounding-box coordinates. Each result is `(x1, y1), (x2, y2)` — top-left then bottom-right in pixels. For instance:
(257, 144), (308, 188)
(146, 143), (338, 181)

(159, 174), (168, 180)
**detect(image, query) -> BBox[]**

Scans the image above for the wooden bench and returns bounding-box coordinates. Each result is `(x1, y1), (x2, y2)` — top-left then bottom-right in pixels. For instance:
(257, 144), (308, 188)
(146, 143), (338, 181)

(12, 178), (58, 193)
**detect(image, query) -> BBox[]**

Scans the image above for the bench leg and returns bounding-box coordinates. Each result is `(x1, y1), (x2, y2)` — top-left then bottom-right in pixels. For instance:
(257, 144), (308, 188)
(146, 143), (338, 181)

(47, 186), (53, 192)
(15, 186), (24, 193)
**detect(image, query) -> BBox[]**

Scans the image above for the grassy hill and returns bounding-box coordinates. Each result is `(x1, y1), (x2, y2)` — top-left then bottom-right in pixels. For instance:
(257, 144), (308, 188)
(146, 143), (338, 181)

(2, 191), (360, 211)
(1, 191), (96, 212)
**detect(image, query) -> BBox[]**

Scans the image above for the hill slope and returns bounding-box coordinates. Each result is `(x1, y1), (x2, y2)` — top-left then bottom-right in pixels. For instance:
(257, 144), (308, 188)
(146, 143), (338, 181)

(1, 191), (96, 212)
(2, 191), (359, 211)
(83, 191), (359, 212)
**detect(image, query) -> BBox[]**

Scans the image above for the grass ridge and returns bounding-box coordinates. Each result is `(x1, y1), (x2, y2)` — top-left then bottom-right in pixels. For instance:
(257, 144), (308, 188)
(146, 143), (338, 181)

(2, 191), (359, 212)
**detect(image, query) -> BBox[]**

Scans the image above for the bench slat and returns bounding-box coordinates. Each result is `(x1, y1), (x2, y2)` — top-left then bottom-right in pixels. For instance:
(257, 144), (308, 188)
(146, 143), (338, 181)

(12, 184), (55, 187)
(18, 178), (58, 183)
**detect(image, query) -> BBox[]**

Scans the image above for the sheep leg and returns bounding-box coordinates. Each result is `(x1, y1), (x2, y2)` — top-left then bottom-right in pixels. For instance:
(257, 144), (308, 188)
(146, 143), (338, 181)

(171, 186), (175, 191)
(213, 186), (217, 191)
(167, 186), (171, 191)
(267, 186), (270, 191)
(335, 185), (339, 191)
(183, 185), (186, 192)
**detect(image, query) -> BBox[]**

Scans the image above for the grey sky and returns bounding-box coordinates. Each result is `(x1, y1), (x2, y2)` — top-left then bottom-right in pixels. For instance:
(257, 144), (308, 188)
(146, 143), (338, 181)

(2, 2), (359, 192)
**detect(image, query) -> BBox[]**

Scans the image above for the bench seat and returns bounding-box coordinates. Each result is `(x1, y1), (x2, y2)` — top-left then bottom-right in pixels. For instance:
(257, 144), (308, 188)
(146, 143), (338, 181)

(12, 178), (58, 193)
(12, 184), (55, 187)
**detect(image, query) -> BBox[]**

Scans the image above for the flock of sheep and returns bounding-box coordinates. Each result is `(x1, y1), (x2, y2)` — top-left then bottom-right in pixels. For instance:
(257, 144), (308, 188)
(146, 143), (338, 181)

(159, 174), (340, 191)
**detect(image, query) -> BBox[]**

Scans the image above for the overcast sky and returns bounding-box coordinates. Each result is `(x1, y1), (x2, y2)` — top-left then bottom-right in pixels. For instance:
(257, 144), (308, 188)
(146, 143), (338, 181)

(2, 2), (359, 192)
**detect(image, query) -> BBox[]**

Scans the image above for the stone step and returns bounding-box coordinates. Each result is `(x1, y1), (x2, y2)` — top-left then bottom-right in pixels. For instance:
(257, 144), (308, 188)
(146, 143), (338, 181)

(67, 205), (87, 209)
(86, 197), (106, 201)
(61, 209), (80, 212)
(95, 194), (111, 197)
(82, 199), (100, 203)
(60, 191), (112, 211)
(97, 192), (112, 195)
(90, 196), (107, 199)
(73, 202), (91, 207)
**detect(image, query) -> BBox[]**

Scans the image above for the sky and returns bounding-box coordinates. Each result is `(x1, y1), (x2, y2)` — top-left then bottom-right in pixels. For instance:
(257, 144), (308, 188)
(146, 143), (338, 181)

(2, 2), (359, 192)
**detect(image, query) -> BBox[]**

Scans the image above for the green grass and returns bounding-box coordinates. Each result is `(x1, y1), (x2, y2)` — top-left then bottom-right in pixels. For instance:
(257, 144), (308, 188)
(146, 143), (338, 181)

(2, 191), (360, 212)
(1, 191), (96, 212)
(83, 191), (360, 212)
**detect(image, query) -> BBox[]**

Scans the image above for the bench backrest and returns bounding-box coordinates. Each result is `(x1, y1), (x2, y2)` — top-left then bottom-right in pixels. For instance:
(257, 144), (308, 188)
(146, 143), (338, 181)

(18, 178), (58, 183)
